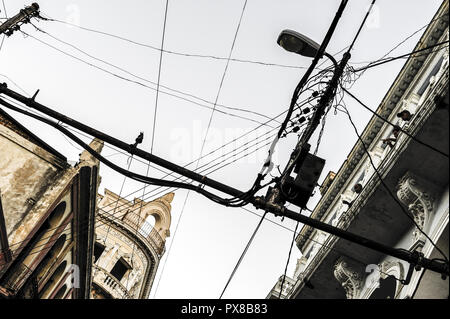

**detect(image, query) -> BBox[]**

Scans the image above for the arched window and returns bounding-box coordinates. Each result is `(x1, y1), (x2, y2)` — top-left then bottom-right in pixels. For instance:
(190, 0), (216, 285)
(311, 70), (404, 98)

(139, 215), (156, 237)
(23, 201), (67, 267)
(47, 202), (67, 228)
(39, 260), (67, 298)
(36, 234), (67, 283)
(53, 284), (67, 299)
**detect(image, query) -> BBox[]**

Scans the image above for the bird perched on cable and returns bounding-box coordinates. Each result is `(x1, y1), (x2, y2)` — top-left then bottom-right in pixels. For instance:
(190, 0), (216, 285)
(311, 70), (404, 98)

(130, 132), (144, 150)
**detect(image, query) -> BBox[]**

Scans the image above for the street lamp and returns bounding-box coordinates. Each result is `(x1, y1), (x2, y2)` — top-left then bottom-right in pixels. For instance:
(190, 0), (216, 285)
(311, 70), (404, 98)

(277, 29), (337, 67)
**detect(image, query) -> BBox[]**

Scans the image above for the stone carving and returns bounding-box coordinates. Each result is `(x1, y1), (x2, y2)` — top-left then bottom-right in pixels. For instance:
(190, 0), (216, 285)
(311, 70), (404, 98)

(396, 172), (434, 243)
(333, 257), (363, 299)
(379, 260), (404, 281)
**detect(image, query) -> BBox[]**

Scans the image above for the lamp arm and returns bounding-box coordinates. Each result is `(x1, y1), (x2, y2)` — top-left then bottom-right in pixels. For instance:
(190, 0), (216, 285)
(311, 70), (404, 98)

(324, 52), (338, 69)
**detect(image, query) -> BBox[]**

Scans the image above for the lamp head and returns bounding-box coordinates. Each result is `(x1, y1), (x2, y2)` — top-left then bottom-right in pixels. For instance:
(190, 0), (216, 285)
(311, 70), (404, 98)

(277, 29), (321, 58)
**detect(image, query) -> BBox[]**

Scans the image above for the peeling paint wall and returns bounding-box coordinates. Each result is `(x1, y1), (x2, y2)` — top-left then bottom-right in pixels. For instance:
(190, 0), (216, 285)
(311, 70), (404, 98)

(0, 123), (68, 243)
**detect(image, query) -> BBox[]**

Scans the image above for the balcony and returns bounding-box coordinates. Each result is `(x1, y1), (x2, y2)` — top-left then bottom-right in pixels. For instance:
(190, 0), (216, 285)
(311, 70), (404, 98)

(266, 275), (296, 299)
(92, 264), (131, 299)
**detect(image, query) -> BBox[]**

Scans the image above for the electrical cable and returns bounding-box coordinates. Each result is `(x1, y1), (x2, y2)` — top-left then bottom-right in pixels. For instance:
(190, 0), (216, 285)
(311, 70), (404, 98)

(150, 0), (169, 155)
(347, 0), (376, 52)
(0, 0), (7, 52)
(0, 79), (317, 265)
(38, 13), (317, 71)
(77, 94), (317, 219)
(349, 12), (450, 66)
(153, 0), (250, 296)
(278, 219), (300, 299)
(271, 0), (351, 188)
(0, 96), (309, 252)
(0, 61), (321, 256)
(20, 29), (276, 128)
(352, 40), (449, 72)
(0, 98), (238, 205)
(342, 87), (449, 158)
(219, 211), (267, 299)
(131, 0), (170, 293)
(0, 134), (282, 263)
(27, 21), (279, 126)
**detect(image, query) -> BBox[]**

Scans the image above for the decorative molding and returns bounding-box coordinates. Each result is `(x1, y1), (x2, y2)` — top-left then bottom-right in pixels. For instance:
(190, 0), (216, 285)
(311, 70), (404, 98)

(396, 172), (435, 243)
(333, 257), (363, 299)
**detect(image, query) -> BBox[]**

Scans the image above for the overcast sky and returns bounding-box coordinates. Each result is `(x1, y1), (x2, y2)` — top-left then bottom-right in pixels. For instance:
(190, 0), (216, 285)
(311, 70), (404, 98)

(0, 0), (443, 298)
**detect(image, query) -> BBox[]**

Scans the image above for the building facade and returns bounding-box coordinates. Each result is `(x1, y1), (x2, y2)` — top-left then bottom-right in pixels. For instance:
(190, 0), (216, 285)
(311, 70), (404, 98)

(0, 102), (174, 299)
(268, 0), (449, 299)
(0, 108), (101, 299)
(91, 189), (173, 299)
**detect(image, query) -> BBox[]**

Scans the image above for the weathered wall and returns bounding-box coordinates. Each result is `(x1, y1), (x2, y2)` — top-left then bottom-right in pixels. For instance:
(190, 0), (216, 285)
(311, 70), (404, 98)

(0, 124), (66, 240)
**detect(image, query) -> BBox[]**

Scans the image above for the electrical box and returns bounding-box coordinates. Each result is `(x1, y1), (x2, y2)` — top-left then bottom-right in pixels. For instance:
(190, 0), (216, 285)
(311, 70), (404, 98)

(281, 151), (325, 209)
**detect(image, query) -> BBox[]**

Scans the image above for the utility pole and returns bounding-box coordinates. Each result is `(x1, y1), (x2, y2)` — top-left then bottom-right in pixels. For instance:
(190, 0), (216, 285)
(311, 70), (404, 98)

(271, 52), (351, 209)
(0, 3), (40, 37)
(0, 83), (448, 277)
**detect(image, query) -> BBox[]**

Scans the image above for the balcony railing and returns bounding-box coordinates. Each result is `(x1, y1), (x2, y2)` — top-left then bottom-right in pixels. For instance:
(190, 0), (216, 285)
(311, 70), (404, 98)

(92, 264), (131, 299)
(98, 209), (165, 256)
(267, 275), (296, 299)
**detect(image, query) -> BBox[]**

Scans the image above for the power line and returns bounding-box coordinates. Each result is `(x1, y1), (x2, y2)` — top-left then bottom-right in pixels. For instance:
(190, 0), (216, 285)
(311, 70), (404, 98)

(350, 12), (450, 66)
(0, 93), (312, 252)
(1, 113), (278, 253)
(153, 0), (249, 296)
(1, 89), (447, 278)
(347, 11), (449, 86)
(38, 14), (314, 71)
(219, 211), (267, 299)
(0, 74), (29, 96)
(352, 40), (449, 72)
(79, 94), (317, 221)
(0, 84), (314, 256)
(0, 122), (293, 268)
(0, 0), (7, 52)
(21, 29), (276, 128)
(261, 0), (349, 185)
(150, 0), (169, 154)
(0, 54), (316, 260)
(347, 0), (376, 52)
(275, 0), (380, 289)
(138, 1), (170, 294)
(278, 219), (300, 299)
(0, 134), (281, 263)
